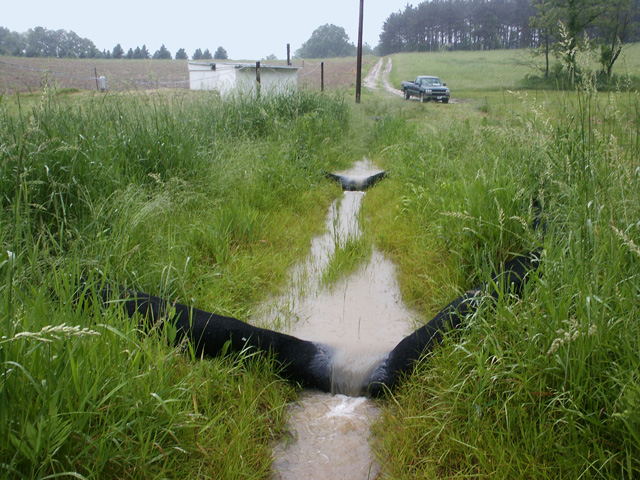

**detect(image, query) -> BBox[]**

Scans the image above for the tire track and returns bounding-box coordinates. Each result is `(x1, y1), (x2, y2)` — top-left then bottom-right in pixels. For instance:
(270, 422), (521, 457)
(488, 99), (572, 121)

(364, 58), (403, 97)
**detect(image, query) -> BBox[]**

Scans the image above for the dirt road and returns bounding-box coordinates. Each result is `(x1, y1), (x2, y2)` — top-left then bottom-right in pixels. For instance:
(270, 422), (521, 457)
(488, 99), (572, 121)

(363, 58), (403, 97)
(364, 57), (464, 103)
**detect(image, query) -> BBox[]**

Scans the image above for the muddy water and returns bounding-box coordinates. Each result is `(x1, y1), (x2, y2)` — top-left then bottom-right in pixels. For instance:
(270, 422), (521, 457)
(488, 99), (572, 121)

(254, 159), (417, 480)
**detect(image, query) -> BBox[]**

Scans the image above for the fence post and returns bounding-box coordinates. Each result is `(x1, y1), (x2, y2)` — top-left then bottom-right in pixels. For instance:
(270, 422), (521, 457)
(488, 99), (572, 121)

(256, 61), (261, 98)
(355, 0), (364, 103)
(321, 62), (324, 92)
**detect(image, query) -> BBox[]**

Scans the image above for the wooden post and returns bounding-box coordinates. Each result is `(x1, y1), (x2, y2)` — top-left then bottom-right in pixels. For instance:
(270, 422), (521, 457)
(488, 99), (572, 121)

(287, 44), (291, 66)
(355, 0), (364, 103)
(321, 61), (324, 92)
(94, 67), (99, 91)
(256, 61), (261, 97)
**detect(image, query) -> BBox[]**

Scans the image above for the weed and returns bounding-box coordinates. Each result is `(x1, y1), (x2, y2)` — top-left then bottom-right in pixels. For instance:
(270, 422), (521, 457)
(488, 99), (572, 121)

(0, 88), (348, 478)
(370, 53), (640, 479)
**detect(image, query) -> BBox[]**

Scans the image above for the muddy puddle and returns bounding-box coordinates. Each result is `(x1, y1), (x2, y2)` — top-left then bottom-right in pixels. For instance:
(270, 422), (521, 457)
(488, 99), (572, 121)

(252, 159), (417, 480)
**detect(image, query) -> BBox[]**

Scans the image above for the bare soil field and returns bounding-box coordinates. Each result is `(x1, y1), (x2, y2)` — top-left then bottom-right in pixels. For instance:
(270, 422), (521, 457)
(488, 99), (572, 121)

(0, 57), (190, 94)
(0, 56), (378, 94)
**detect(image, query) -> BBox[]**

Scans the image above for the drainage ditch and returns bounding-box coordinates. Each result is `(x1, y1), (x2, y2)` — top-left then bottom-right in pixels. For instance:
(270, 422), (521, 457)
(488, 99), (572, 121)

(252, 159), (417, 479)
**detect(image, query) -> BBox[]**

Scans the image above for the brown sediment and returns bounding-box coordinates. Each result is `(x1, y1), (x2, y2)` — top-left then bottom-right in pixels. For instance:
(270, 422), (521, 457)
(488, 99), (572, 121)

(255, 159), (416, 480)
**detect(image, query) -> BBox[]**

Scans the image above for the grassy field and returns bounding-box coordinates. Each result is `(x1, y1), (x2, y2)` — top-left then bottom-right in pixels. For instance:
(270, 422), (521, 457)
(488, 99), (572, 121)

(387, 44), (640, 98)
(1, 46), (640, 479)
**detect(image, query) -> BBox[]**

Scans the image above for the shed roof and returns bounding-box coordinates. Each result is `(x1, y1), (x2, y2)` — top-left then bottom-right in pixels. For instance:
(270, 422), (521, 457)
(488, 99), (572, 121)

(188, 62), (300, 71)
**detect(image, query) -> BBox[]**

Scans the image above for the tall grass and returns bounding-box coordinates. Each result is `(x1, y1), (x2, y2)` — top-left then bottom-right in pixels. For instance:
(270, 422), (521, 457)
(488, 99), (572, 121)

(3, 54), (639, 479)
(0, 87), (354, 478)
(366, 61), (640, 478)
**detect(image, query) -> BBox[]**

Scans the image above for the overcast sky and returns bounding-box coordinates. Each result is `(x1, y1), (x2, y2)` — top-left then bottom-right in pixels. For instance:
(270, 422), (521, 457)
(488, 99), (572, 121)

(3, 1), (412, 59)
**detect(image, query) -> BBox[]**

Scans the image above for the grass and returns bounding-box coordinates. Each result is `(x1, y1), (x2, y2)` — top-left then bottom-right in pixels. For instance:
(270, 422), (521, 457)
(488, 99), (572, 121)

(362, 52), (640, 479)
(0, 86), (363, 479)
(388, 50), (540, 94)
(321, 236), (373, 287)
(2, 46), (640, 479)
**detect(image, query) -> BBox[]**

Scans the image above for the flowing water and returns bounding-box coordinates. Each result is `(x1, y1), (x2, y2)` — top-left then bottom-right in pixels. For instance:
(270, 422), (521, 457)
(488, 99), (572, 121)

(253, 159), (417, 479)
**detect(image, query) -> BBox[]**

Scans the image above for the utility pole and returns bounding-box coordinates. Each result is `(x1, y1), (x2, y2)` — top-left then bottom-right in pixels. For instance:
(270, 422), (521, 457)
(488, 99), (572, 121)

(355, 0), (364, 103)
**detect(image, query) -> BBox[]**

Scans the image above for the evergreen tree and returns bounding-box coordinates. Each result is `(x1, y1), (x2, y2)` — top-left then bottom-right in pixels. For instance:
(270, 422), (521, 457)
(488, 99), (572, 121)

(125, 48), (134, 59)
(202, 48), (213, 59)
(140, 44), (150, 59)
(192, 48), (203, 60)
(175, 48), (188, 59)
(112, 43), (124, 59)
(377, 0), (539, 53)
(152, 44), (172, 59)
(213, 46), (228, 59)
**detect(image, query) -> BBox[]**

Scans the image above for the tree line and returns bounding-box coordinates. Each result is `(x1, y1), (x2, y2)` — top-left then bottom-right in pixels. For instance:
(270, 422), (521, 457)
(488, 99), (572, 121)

(378, 0), (640, 76)
(0, 26), (228, 60)
(378, 0), (538, 54)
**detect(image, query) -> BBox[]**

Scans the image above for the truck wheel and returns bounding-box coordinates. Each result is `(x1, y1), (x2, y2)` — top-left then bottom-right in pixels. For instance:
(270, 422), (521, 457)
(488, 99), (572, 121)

(442, 98), (449, 104)
(420, 93), (427, 103)
(404, 90), (410, 100)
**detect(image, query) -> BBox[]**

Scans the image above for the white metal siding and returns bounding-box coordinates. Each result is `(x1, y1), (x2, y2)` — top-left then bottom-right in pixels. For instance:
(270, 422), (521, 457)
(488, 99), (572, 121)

(188, 63), (237, 94)
(188, 62), (298, 95)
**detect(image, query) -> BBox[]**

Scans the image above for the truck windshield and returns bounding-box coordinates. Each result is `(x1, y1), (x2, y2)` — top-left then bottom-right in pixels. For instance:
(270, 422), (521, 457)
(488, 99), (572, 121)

(419, 78), (442, 86)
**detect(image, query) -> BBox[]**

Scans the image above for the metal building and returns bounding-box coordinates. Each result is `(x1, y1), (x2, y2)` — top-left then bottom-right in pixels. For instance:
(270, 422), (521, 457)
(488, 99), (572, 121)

(188, 62), (299, 95)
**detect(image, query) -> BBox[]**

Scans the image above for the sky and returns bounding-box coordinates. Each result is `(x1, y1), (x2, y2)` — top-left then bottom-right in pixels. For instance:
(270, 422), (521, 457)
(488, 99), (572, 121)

(3, 1), (412, 60)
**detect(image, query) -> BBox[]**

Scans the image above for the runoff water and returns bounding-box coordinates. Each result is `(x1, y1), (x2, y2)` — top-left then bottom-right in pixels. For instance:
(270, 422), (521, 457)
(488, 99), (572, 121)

(252, 159), (417, 479)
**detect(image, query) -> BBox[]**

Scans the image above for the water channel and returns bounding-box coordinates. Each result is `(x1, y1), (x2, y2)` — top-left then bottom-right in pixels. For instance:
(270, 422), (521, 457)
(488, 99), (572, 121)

(252, 159), (418, 479)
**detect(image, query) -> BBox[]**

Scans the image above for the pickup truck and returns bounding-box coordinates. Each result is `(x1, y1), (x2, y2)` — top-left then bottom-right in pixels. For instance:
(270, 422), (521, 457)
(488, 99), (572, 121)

(401, 76), (450, 103)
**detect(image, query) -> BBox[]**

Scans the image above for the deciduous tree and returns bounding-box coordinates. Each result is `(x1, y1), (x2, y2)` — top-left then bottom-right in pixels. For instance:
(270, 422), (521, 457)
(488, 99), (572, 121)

(557, 0), (604, 76)
(596, 0), (638, 76)
(530, 0), (559, 77)
(296, 24), (356, 58)
(0, 27), (24, 56)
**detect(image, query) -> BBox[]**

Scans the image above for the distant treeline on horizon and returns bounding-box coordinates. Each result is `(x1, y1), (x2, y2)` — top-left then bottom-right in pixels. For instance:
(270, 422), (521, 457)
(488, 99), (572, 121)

(0, 26), (226, 61)
(3, 0), (640, 60)
(377, 0), (640, 55)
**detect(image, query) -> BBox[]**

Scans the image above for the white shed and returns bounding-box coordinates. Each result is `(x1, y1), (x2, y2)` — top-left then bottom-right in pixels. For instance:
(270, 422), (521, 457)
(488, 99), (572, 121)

(188, 62), (299, 95)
